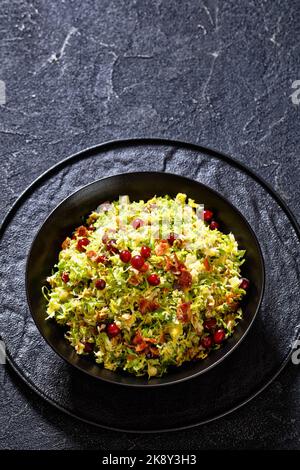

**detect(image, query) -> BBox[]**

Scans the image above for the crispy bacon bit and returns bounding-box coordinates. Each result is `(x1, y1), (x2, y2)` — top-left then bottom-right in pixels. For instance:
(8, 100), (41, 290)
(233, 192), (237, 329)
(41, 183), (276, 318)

(148, 346), (159, 357)
(88, 225), (96, 232)
(165, 256), (173, 271)
(76, 225), (88, 237)
(61, 237), (71, 250)
(230, 302), (240, 311)
(177, 269), (193, 290)
(135, 342), (148, 352)
(159, 333), (166, 343)
(143, 337), (158, 344)
(155, 240), (169, 256)
(173, 253), (185, 271)
(165, 254), (185, 275)
(139, 298), (160, 314)
(127, 354), (137, 361)
(86, 250), (97, 260)
(132, 332), (159, 355)
(128, 274), (142, 286)
(176, 302), (191, 323)
(203, 257), (211, 271)
(132, 331), (143, 345)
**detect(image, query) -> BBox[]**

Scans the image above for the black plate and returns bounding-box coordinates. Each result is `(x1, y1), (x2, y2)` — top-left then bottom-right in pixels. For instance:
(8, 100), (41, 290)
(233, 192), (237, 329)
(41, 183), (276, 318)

(26, 171), (264, 387)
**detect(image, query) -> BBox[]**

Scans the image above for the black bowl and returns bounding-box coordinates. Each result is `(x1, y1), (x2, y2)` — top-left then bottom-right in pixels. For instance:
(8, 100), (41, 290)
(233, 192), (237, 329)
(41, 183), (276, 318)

(26, 172), (265, 387)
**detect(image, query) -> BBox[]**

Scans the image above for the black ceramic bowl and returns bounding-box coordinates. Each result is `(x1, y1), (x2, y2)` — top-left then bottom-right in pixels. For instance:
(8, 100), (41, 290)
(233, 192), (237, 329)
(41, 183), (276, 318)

(26, 172), (265, 387)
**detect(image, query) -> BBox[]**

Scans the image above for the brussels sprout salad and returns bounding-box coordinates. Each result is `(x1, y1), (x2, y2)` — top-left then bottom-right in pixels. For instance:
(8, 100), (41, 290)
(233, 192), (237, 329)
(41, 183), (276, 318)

(43, 193), (249, 377)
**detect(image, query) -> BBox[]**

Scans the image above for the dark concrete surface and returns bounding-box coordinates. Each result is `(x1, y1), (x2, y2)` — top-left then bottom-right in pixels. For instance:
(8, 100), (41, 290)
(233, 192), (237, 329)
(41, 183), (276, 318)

(0, 0), (299, 449)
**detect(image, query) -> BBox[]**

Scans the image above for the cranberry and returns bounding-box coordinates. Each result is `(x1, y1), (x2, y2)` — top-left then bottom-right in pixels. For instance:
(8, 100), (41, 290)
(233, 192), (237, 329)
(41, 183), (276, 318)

(147, 273), (160, 286)
(131, 255), (145, 270)
(119, 250), (131, 263)
(132, 218), (144, 229)
(96, 255), (108, 264)
(107, 322), (120, 337)
(210, 220), (219, 230)
(240, 278), (250, 290)
(106, 239), (119, 254)
(141, 245), (151, 259)
(167, 232), (178, 246)
(76, 237), (90, 252)
(201, 336), (213, 349)
(95, 279), (106, 290)
(83, 342), (94, 353)
(214, 329), (226, 344)
(203, 209), (214, 222)
(61, 272), (69, 283)
(140, 262), (149, 273)
(203, 318), (217, 331)
(180, 302), (191, 314)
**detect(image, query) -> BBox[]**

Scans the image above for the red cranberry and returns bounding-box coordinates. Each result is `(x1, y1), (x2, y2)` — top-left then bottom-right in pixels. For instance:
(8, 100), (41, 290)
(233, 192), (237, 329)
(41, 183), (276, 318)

(140, 245), (151, 259)
(203, 209), (214, 222)
(203, 318), (217, 331)
(147, 273), (160, 286)
(240, 278), (250, 290)
(119, 250), (131, 263)
(107, 322), (120, 337)
(140, 262), (149, 273)
(201, 336), (213, 349)
(76, 237), (90, 252)
(132, 218), (144, 229)
(61, 272), (69, 283)
(96, 255), (108, 264)
(214, 329), (226, 344)
(95, 279), (106, 290)
(131, 255), (145, 270)
(180, 302), (191, 314)
(210, 220), (219, 230)
(167, 232), (178, 246)
(106, 239), (119, 254)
